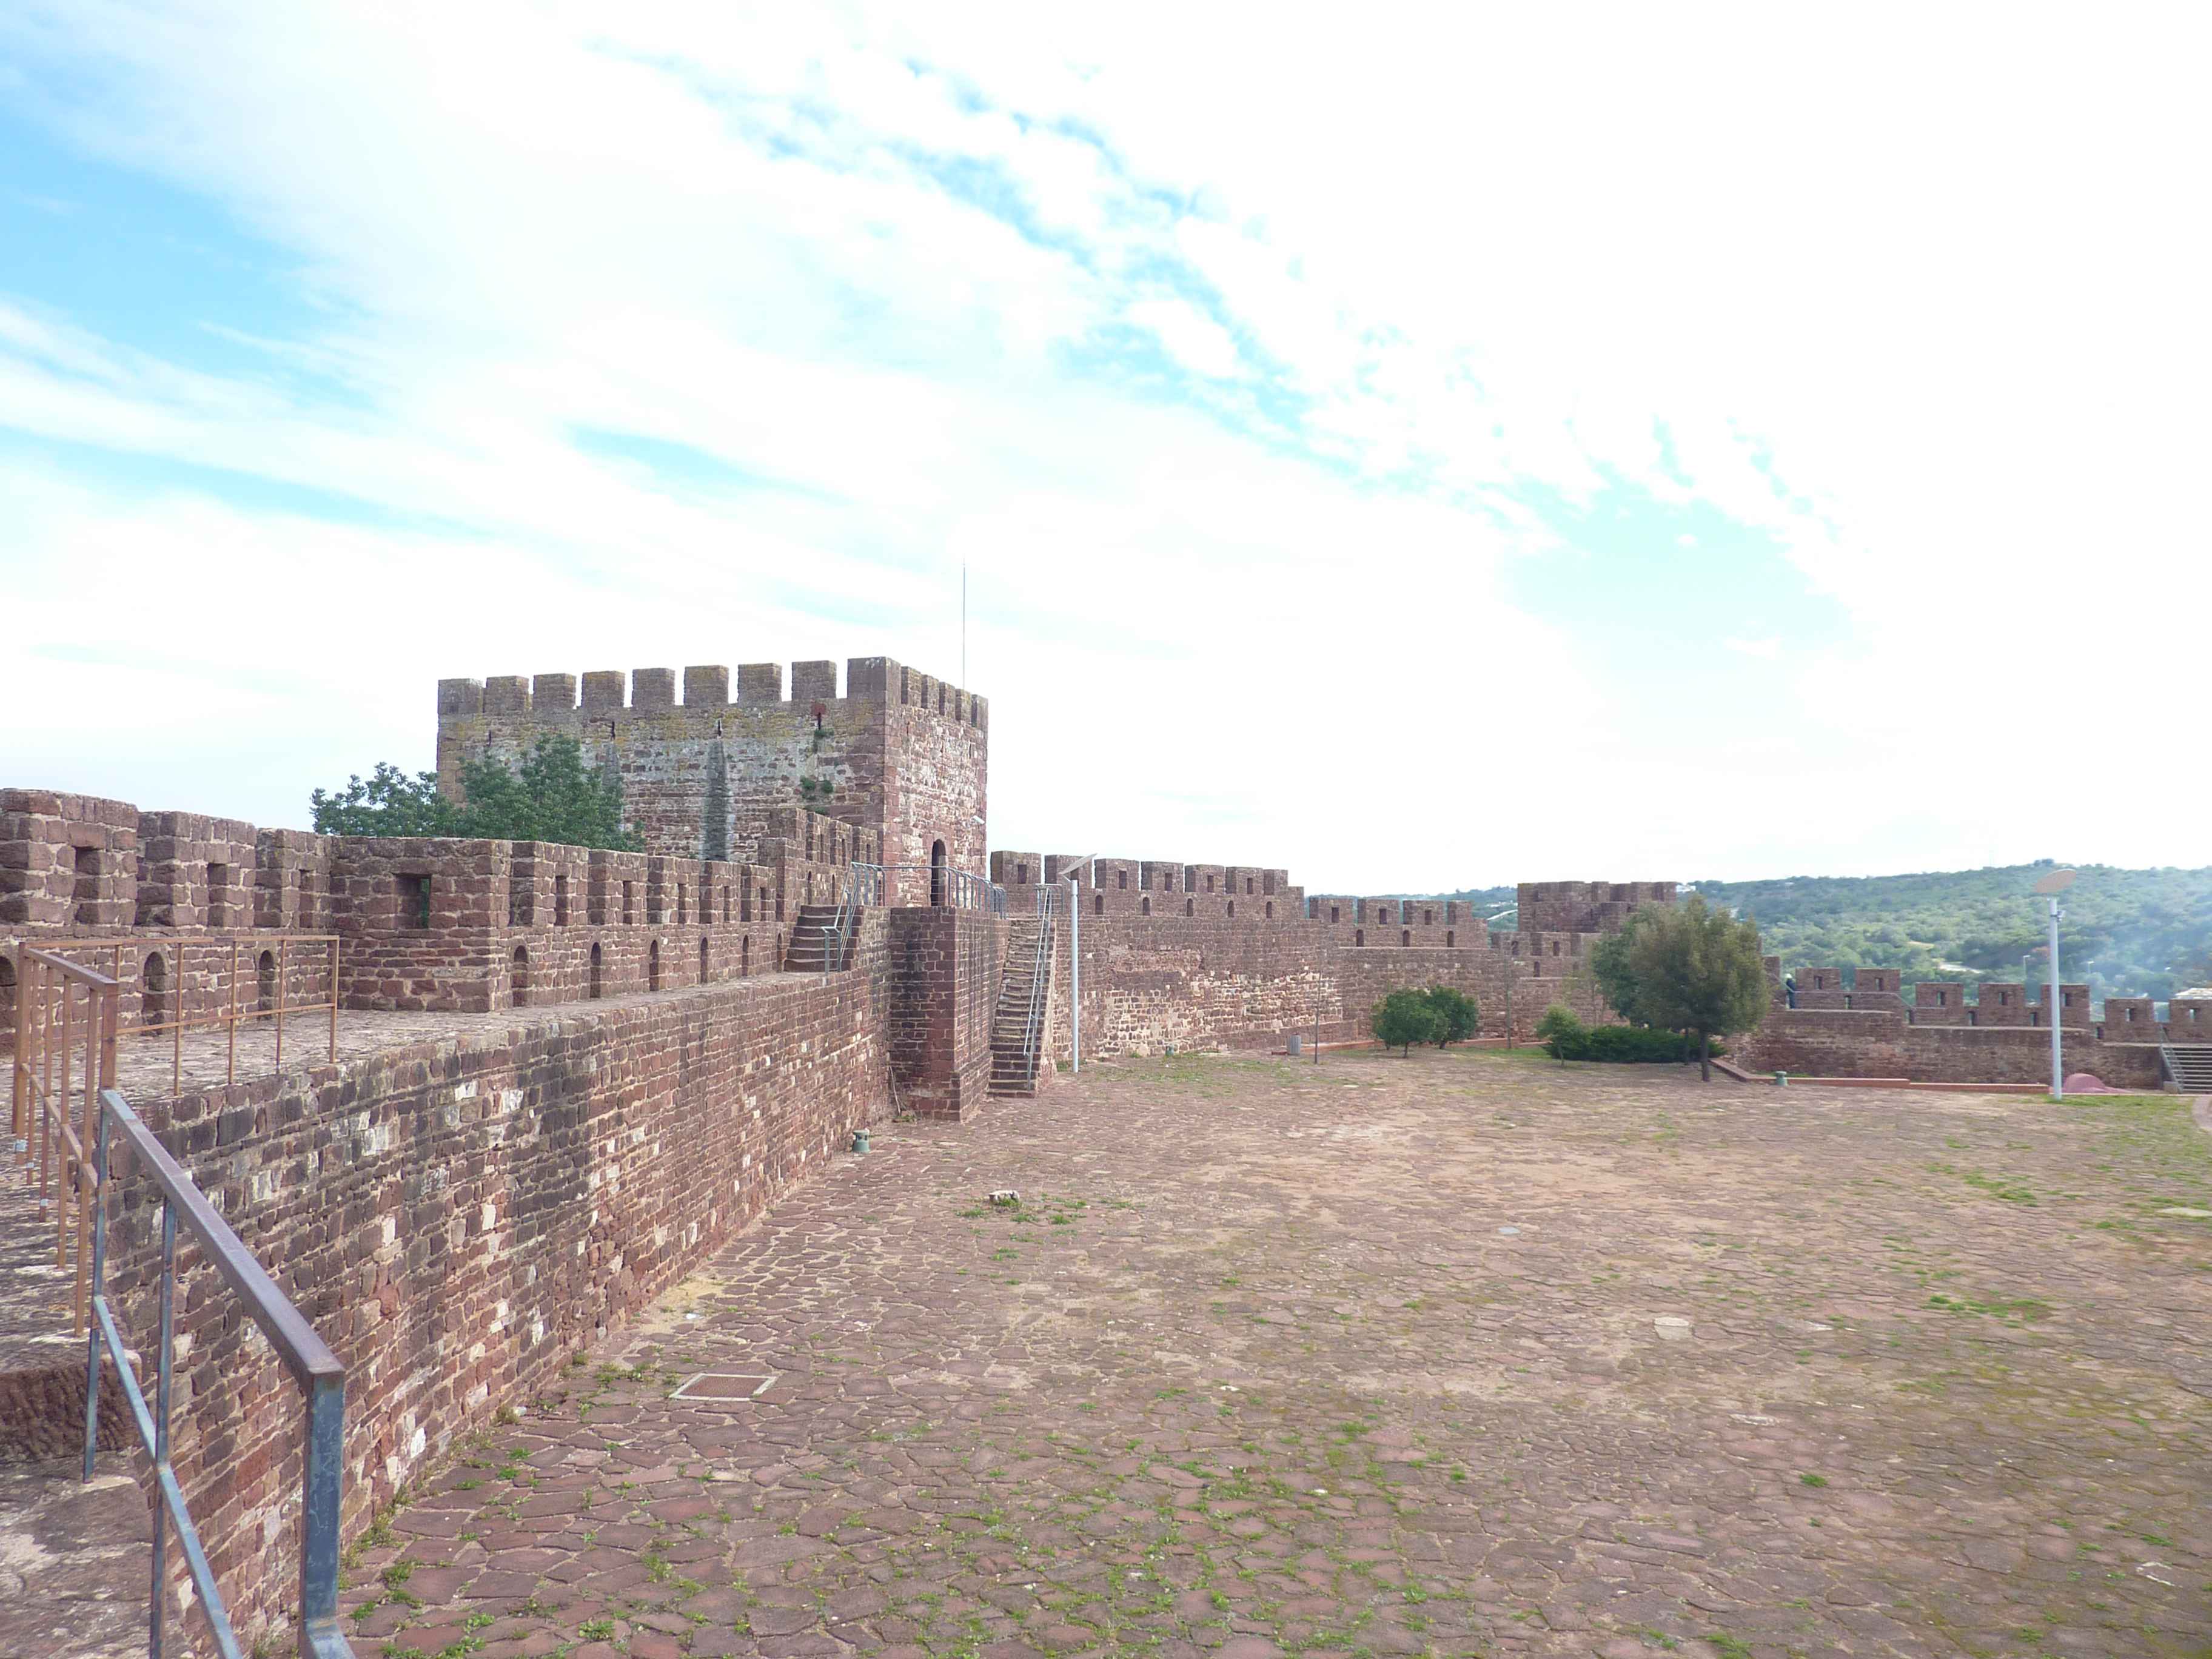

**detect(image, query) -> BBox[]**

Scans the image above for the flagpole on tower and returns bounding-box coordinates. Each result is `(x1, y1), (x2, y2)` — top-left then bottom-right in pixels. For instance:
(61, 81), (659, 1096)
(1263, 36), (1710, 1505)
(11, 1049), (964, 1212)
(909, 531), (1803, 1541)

(961, 560), (967, 687)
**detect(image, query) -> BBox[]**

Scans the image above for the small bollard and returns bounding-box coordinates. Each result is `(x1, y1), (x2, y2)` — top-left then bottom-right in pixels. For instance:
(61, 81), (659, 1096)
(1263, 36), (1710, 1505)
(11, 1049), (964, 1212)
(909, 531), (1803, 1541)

(1774, 1070), (1788, 1088)
(851, 1128), (870, 1155)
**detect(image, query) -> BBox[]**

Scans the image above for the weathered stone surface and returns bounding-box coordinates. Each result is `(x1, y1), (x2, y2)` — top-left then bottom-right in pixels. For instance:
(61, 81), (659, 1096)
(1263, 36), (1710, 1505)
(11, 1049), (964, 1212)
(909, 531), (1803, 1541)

(330, 1054), (2212, 1659)
(0, 1456), (150, 1659)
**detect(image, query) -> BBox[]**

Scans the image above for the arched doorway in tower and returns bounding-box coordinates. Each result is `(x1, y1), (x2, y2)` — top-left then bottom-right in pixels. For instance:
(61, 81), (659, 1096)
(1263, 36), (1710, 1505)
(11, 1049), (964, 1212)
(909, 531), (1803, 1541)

(930, 840), (947, 907)
(511, 946), (529, 1007)
(256, 950), (276, 1013)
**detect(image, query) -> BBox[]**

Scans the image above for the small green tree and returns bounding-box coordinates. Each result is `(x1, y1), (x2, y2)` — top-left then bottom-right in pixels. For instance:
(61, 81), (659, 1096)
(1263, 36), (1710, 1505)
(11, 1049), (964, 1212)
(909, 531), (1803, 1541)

(312, 735), (638, 850)
(454, 735), (636, 850)
(1534, 1004), (1584, 1062)
(310, 763), (457, 837)
(1588, 921), (1651, 1025)
(1423, 985), (1480, 1047)
(1372, 989), (1443, 1055)
(1617, 896), (1769, 1081)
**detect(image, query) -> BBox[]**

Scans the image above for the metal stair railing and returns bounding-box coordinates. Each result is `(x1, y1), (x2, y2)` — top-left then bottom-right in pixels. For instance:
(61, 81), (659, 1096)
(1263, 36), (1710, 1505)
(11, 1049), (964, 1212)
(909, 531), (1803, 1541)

(1016, 886), (1056, 1087)
(10, 947), (115, 1337)
(846, 862), (1004, 914)
(826, 863), (882, 975)
(87, 1084), (354, 1659)
(2162, 1043), (2212, 1091)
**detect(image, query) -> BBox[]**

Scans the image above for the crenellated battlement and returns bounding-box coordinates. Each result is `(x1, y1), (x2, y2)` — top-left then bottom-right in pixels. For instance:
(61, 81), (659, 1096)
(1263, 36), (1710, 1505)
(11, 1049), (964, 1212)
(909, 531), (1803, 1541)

(437, 657), (987, 728)
(1518, 880), (1677, 934)
(1770, 955), (2208, 1040)
(437, 655), (988, 873)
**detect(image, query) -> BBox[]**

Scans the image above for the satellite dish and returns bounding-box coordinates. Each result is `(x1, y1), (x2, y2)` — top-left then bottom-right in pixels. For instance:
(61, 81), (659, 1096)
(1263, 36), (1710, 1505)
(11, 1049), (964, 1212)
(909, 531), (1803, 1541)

(2033, 868), (2077, 895)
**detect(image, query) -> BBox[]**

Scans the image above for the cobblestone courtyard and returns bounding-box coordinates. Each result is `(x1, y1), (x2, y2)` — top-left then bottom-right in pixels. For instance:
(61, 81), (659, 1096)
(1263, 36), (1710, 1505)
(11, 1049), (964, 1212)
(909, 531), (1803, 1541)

(344, 1051), (2212, 1659)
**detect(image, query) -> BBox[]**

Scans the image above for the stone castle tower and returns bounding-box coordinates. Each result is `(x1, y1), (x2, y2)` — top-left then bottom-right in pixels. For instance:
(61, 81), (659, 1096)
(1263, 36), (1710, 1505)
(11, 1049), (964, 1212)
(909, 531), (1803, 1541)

(436, 656), (986, 877)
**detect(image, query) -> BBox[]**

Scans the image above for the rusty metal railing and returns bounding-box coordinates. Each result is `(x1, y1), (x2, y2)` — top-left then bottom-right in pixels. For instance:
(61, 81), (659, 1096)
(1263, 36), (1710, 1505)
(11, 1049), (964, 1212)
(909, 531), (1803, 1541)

(11, 934), (340, 1099)
(10, 936), (341, 1335)
(8, 947), (116, 1336)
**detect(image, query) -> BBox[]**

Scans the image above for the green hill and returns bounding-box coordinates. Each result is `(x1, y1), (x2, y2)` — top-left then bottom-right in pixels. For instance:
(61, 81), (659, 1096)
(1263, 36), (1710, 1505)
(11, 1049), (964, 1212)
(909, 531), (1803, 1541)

(1685, 862), (2212, 1002)
(1428, 865), (2212, 1001)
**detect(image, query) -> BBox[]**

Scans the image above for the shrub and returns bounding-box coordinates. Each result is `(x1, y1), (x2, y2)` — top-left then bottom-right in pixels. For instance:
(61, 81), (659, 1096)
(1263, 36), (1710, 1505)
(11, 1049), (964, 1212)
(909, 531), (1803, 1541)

(1423, 985), (1480, 1046)
(1534, 1005), (1585, 1061)
(1542, 1022), (1729, 1064)
(1372, 989), (1443, 1054)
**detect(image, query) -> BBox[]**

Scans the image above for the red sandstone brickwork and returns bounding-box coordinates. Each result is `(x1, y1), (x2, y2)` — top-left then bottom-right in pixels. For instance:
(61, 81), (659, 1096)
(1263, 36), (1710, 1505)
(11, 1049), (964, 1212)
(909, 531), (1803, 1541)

(101, 935), (894, 1649)
(2, 794), (869, 1061)
(327, 830), (848, 1015)
(436, 657), (985, 879)
(1002, 850), (1643, 1064)
(1518, 879), (1677, 934)
(886, 908), (1005, 1119)
(1739, 1007), (2165, 1088)
(1, 789), (140, 929)
(4, 794), (344, 1049)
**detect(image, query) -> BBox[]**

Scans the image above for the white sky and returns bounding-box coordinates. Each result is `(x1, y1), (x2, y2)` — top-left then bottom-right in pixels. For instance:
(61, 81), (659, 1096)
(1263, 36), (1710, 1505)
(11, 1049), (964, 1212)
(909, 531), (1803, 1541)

(1, 3), (2207, 890)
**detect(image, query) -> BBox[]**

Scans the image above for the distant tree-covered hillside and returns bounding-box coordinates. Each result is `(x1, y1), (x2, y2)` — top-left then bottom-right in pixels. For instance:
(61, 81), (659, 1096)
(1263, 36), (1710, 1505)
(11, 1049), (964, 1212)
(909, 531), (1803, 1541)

(1686, 863), (2212, 1002)
(1421, 866), (2212, 1002)
(1424, 883), (1515, 917)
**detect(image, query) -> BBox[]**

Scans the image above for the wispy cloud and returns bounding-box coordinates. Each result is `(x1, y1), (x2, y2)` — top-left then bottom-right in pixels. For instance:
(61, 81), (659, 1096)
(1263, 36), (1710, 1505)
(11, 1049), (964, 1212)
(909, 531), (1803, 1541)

(0, 2), (2206, 880)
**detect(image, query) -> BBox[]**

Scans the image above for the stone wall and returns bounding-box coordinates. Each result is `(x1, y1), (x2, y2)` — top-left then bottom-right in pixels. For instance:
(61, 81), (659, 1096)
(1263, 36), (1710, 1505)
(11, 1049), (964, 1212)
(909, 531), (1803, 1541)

(1518, 880), (1677, 935)
(886, 907), (1006, 1118)
(1749, 956), (2209, 1085)
(327, 834), (851, 1014)
(436, 657), (985, 877)
(993, 848), (1644, 1064)
(1740, 1007), (2166, 1088)
(3, 794), (869, 1045)
(1, 789), (141, 930)
(102, 929), (894, 1649)
(3, 792), (347, 1048)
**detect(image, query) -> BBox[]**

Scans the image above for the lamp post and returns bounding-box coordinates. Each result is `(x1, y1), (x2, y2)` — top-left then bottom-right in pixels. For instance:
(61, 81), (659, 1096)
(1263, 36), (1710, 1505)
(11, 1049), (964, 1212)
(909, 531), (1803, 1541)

(2034, 870), (2076, 1098)
(1057, 854), (1096, 1075)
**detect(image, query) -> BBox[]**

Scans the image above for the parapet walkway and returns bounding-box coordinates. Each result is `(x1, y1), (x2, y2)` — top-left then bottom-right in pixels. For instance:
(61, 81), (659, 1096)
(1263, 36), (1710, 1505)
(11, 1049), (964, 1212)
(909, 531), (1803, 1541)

(95, 970), (834, 1104)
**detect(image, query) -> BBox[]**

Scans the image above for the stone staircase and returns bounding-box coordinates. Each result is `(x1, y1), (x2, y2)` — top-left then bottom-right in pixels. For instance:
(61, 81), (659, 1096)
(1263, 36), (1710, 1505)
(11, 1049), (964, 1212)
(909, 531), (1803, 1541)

(0, 1158), (129, 1464)
(2160, 1044), (2212, 1092)
(783, 903), (856, 974)
(988, 914), (1054, 1097)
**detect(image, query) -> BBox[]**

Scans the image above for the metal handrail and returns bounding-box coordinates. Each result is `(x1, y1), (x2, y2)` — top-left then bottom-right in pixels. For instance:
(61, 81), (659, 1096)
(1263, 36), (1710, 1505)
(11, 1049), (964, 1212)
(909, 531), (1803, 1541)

(1017, 886), (1056, 1087)
(10, 948), (118, 1335)
(87, 1086), (353, 1659)
(848, 862), (1005, 914)
(12, 933), (341, 1096)
(826, 866), (865, 974)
